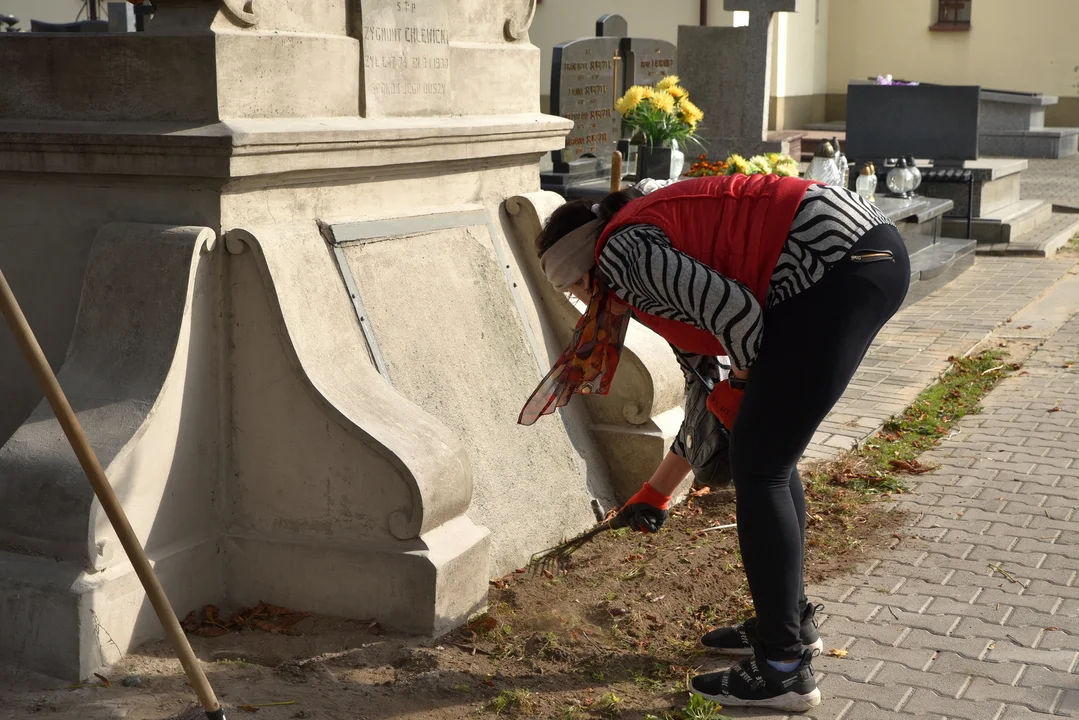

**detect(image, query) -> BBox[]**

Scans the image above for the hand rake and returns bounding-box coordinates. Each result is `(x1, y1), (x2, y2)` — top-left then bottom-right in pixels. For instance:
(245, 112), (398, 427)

(529, 513), (628, 573)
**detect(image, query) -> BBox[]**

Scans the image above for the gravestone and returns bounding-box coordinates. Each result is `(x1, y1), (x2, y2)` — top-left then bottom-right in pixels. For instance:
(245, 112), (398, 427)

(549, 35), (622, 170)
(678, 0), (797, 157)
(623, 37), (677, 89)
(353, 0), (451, 117)
(596, 13), (627, 38)
(845, 83), (981, 165)
(542, 15), (677, 196)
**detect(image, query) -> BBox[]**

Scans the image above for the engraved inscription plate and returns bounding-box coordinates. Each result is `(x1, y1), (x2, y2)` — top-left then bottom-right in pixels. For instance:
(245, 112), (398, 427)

(356, 0), (451, 116)
(623, 38), (676, 88)
(550, 36), (621, 170)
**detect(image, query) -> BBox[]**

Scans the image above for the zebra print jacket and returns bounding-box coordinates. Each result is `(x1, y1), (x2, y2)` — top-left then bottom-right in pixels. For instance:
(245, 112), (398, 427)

(596, 184), (894, 457)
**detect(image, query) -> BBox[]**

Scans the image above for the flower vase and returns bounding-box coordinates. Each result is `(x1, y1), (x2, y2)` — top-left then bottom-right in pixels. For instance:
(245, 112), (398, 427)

(669, 139), (686, 179)
(637, 144), (674, 181)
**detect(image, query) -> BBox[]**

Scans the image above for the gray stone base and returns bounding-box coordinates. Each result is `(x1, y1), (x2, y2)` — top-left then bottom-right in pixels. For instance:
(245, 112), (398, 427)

(225, 516), (491, 639)
(0, 538), (224, 681)
(943, 199), (1053, 244)
(901, 236), (977, 309)
(980, 128), (1079, 159)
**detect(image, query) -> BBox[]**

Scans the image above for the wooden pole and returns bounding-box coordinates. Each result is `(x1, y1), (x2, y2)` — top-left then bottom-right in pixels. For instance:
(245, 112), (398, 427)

(610, 150), (623, 192)
(0, 267), (225, 720)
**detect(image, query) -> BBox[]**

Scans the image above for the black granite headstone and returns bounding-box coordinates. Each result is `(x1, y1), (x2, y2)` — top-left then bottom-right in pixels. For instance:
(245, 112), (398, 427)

(543, 15), (678, 195)
(621, 37), (676, 88)
(846, 84), (981, 165)
(596, 13), (628, 38)
(549, 36), (622, 172)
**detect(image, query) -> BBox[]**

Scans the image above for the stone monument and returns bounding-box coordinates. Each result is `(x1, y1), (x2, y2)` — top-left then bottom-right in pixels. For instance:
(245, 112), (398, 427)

(541, 14), (677, 195)
(0, 0), (682, 681)
(678, 0), (801, 158)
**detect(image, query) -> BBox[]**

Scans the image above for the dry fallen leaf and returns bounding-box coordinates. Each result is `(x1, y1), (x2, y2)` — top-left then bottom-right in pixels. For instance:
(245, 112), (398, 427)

(828, 648), (849, 659)
(93, 673), (110, 687)
(1048, 406), (1062, 413)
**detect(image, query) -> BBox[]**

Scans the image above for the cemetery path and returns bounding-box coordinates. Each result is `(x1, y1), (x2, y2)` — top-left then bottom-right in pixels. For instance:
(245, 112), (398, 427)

(806, 258), (1075, 460)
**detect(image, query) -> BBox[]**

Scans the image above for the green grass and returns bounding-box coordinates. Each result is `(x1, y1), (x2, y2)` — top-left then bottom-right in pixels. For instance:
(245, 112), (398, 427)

(595, 691), (622, 717)
(811, 350), (1012, 493)
(680, 695), (732, 720)
(489, 689), (536, 716)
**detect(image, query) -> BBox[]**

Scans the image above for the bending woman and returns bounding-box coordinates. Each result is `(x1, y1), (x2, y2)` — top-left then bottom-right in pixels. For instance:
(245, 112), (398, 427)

(519, 174), (909, 712)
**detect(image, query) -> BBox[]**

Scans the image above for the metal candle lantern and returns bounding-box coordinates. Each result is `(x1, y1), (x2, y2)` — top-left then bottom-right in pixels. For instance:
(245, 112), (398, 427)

(856, 163), (878, 202)
(886, 158), (916, 199)
(806, 141), (843, 186)
(904, 155), (922, 192)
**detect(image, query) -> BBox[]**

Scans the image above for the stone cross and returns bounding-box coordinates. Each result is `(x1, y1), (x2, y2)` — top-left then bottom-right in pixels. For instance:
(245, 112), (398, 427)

(723, 0), (797, 144)
(677, 0), (797, 155)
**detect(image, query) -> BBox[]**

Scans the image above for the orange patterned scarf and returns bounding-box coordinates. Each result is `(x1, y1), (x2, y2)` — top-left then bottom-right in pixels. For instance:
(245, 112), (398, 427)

(518, 276), (631, 425)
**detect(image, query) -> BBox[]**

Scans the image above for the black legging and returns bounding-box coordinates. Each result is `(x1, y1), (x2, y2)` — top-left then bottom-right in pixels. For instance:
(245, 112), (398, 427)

(730, 223), (910, 661)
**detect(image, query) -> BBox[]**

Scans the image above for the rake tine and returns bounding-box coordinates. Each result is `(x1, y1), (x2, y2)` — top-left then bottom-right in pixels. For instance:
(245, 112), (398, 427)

(528, 517), (622, 572)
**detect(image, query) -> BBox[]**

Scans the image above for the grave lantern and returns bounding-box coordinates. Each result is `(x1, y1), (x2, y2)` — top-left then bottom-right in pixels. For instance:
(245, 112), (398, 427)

(887, 157), (917, 199)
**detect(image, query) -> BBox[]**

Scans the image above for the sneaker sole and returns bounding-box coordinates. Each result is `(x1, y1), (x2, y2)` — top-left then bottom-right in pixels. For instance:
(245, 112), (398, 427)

(705, 637), (824, 657)
(691, 686), (822, 712)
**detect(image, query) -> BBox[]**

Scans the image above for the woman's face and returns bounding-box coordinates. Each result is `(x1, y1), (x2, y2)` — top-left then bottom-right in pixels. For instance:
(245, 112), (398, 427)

(567, 275), (592, 303)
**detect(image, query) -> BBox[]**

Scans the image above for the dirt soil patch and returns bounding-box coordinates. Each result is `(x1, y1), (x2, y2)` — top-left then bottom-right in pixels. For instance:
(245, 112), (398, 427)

(0, 483), (901, 720)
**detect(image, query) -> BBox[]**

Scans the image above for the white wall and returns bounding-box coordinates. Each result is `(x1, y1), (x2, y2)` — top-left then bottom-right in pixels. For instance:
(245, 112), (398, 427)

(529, 0), (742, 99)
(772, 0), (828, 98)
(827, 0), (1079, 98)
(0, 0), (96, 28)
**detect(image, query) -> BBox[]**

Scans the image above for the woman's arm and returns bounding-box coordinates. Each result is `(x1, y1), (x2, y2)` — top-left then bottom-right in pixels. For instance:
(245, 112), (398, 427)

(647, 450), (693, 497)
(599, 224), (764, 372)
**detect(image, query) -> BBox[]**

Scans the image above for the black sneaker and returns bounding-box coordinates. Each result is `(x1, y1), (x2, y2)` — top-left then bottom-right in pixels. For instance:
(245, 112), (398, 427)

(690, 649), (821, 712)
(701, 603), (824, 656)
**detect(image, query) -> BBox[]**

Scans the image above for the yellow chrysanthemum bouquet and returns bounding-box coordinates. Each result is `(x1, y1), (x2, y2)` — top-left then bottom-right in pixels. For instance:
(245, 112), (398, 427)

(725, 152), (800, 177)
(615, 75), (703, 150)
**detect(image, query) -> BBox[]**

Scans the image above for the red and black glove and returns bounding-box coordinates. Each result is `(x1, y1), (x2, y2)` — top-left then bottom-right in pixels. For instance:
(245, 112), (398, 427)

(706, 378), (745, 430)
(615, 482), (671, 533)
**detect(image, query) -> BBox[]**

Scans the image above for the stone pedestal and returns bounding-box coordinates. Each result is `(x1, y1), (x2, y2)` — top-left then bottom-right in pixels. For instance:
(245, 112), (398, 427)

(0, 0), (653, 681)
(871, 196), (975, 308)
(980, 90), (1079, 160)
(917, 159), (1055, 245)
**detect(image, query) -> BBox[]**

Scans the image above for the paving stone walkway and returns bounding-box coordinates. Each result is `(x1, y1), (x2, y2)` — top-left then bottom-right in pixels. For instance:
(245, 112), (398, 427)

(1023, 156), (1079, 212)
(805, 257), (1075, 460)
(740, 271), (1079, 720)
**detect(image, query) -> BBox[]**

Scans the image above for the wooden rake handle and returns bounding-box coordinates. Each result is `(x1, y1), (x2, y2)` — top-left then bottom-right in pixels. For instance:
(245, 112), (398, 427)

(0, 266), (225, 720)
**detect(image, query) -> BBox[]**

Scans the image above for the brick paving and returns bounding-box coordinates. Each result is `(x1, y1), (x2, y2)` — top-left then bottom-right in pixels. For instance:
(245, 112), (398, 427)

(1023, 156), (1079, 212)
(805, 257), (1075, 460)
(978, 212), (1079, 258)
(737, 280), (1079, 719)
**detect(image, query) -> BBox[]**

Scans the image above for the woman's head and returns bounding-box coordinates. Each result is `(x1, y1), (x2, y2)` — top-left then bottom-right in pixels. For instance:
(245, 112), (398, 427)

(536, 188), (643, 299)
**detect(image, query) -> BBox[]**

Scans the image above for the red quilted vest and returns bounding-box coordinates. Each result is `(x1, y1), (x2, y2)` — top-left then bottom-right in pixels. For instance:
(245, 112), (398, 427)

(596, 174), (817, 357)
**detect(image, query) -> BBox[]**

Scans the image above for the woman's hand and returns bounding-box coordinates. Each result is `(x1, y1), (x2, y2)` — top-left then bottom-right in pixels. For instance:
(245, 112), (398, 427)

(615, 453), (690, 533)
(616, 482), (671, 533)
